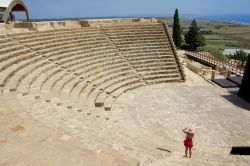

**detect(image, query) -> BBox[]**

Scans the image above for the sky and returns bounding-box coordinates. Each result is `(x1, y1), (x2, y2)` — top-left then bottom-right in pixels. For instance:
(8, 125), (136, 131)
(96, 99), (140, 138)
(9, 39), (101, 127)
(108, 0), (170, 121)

(22, 0), (250, 19)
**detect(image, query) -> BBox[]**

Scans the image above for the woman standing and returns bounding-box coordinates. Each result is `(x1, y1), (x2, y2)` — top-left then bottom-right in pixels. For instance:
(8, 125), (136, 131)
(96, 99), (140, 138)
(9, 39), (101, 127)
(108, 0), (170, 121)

(183, 128), (195, 158)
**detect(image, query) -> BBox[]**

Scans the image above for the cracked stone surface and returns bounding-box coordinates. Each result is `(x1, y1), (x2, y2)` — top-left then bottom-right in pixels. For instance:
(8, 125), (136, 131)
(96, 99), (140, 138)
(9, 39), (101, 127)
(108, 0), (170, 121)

(1, 67), (250, 165)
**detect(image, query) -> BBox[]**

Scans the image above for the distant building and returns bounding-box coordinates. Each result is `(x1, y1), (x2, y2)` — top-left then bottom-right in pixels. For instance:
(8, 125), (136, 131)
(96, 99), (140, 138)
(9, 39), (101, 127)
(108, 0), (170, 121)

(223, 49), (250, 56)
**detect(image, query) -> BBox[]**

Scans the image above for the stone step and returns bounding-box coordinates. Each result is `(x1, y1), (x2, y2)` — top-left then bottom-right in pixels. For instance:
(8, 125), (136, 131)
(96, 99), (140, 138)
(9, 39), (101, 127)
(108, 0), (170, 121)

(41, 44), (117, 61)
(118, 44), (171, 49)
(136, 66), (178, 72)
(17, 49), (122, 94)
(126, 56), (175, 62)
(108, 34), (167, 40)
(143, 73), (181, 80)
(101, 24), (163, 30)
(0, 56), (46, 89)
(50, 59), (130, 99)
(129, 59), (171, 65)
(121, 49), (172, 55)
(102, 26), (164, 31)
(20, 32), (106, 45)
(104, 82), (144, 111)
(132, 61), (177, 69)
(102, 27), (164, 32)
(60, 58), (130, 96)
(140, 69), (179, 76)
(146, 77), (183, 85)
(86, 73), (139, 105)
(0, 47), (30, 63)
(95, 78), (143, 107)
(25, 38), (111, 53)
(107, 78), (143, 94)
(109, 35), (168, 41)
(118, 47), (172, 53)
(104, 31), (166, 37)
(40, 43), (115, 56)
(71, 67), (135, 101)
(0, 51), (38, 72)
(12, 50), (92, 93)
(9, 27), (98, 40)
(114, 42), (170, 48)
(0, 35), (8, 43)
(0, 44), (24, 54)
(52, 64), (128, 100)
(50, 75), (76, 98)
(114, 41), (169, 47)
(17, 52), (88, 94)
(22, 35), (107, 48)
(31, 54), (124, 97)
(62, 63), (133, 103)
(4, 48), (103, 93)
(0, 40), (20, 48)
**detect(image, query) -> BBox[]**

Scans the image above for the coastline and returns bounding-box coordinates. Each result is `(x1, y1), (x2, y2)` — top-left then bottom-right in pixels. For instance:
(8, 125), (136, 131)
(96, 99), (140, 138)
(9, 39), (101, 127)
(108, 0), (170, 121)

(29, 15), (250, 25)
(195, 15), (250, 25)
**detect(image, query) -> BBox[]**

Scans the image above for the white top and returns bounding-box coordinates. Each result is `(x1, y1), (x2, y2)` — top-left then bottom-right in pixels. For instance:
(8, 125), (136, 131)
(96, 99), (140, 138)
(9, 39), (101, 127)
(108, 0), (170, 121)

(0, 0), (14, 8)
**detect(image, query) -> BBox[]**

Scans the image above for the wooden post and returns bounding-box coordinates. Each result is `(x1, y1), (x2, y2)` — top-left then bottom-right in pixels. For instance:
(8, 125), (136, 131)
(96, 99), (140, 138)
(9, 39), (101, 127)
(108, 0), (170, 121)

(226, 70), (231, 78)
(211, 70), (216, 81)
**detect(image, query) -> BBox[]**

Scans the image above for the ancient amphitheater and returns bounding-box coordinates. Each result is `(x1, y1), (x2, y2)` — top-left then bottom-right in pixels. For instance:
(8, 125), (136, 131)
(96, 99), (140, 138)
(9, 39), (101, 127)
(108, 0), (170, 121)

(0, 19), (250, 166)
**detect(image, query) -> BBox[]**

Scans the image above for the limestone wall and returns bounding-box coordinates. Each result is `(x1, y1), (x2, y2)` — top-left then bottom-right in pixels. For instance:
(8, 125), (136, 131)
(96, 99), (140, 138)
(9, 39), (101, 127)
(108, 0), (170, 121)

(12, 20), (82, 31)
(1, 18), (158, 33)
(186, 61), (212, 76)
(85, 18), (157, 27)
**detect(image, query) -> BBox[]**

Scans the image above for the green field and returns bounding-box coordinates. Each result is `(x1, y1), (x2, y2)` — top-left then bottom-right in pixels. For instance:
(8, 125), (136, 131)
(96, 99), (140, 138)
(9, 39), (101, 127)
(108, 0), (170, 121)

(167, 18), (250, 51)
(205, 39), (240, 50)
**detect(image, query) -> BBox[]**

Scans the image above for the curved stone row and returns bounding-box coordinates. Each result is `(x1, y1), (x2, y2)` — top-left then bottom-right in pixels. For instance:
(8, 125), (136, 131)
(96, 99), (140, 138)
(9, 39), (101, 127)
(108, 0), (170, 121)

(0, 23), (183, 111)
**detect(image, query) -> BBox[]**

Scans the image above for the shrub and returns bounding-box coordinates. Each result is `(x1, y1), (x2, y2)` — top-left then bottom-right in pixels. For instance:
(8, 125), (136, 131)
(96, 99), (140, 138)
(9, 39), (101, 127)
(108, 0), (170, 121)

(229, 50), (248, 66)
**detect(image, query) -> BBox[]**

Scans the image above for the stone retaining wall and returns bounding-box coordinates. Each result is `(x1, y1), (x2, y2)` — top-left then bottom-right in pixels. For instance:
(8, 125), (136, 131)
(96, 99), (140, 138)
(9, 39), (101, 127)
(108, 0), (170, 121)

(3, 18), (158, 32)
(186, 61), (212, 76)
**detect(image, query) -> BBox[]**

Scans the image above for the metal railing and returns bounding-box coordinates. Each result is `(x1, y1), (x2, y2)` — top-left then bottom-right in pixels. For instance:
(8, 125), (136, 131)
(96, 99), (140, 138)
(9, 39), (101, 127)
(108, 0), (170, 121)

(186, 51), (245, 76)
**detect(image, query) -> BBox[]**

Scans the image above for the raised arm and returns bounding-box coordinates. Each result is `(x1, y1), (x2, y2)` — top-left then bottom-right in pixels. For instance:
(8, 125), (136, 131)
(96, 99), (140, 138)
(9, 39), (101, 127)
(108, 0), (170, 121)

(183, 128), (187, 134)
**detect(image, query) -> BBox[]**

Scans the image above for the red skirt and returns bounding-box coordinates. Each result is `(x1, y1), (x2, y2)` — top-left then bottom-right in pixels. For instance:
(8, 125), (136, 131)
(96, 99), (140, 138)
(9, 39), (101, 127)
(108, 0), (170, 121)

(184, 138), (193, 148)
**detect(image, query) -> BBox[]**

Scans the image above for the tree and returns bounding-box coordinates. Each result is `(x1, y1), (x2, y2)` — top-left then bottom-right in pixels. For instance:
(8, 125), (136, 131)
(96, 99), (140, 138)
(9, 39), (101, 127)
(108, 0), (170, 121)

(172, 9), (182, 48)
(229, 50), (248, 66)
(185, 20), (206, 51)
(238, 54), (250, 102)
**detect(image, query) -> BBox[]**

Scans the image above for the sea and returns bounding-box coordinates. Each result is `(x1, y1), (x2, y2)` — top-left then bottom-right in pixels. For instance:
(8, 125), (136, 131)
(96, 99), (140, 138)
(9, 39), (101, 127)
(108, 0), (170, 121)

(195, 15), (250, 25)
(30, 15), (250, 25)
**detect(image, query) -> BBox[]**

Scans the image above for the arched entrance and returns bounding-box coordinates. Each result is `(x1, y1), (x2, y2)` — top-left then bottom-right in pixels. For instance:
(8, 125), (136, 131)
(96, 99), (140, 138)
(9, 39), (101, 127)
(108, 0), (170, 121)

(0, 0), (29, 23)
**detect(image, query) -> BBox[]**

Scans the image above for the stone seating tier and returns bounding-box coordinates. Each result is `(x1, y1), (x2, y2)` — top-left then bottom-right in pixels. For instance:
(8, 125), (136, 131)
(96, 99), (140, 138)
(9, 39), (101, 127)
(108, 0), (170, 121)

(8, 27), (98, 39)
(0, 38), (119, 87)
(0, 37), (113, 69)
(16, 32), (104, 46)
(69, 68), (136, 103)
(18, 55), (133, 108)
(0, 22), (184, 111)
(22, 54), (125, 94)
(2, 49), (114, 92)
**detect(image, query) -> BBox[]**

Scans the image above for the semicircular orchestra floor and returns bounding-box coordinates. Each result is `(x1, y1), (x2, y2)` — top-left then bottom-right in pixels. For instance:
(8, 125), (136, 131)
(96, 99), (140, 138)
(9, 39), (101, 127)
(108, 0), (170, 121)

(7, 80), (249, 165)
